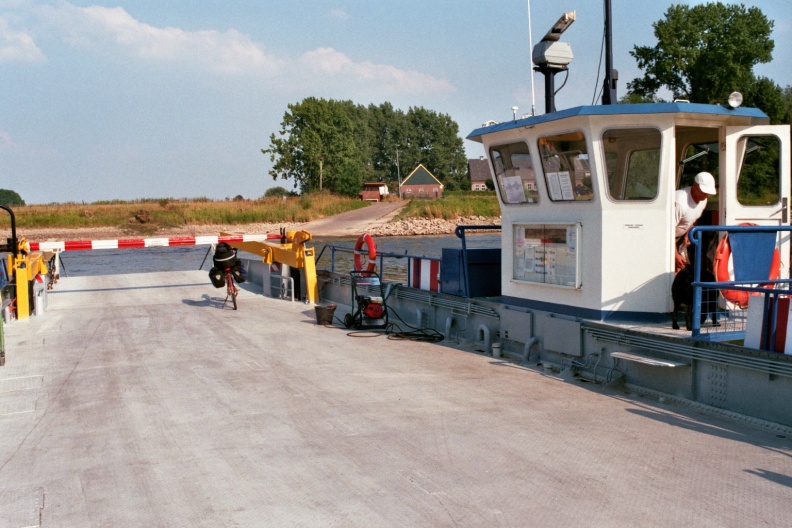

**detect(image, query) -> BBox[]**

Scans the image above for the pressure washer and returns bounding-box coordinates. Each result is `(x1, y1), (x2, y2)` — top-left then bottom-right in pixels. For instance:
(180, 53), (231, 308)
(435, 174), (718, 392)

(344, 270), (388, 330)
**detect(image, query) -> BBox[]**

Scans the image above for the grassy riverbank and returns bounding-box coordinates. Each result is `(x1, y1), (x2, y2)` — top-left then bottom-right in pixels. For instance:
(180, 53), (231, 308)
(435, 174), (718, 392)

(0, 193), (367, 230)
(1, 191), (499, 231)
(396, 191), (499, 220)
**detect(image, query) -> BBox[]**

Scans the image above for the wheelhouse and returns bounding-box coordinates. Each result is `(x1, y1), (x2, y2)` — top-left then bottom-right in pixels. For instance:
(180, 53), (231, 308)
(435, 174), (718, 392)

(468, 103), (791, 321)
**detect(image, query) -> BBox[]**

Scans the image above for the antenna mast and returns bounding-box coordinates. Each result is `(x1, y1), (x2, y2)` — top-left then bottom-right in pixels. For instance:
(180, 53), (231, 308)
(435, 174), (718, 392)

(602, 0), (618, 104)
(527, 0), (536, 116)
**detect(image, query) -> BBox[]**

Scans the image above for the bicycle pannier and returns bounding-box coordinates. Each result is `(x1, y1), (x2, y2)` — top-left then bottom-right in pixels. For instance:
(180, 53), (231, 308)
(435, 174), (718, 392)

(231, 260), (246, 283)
(208, 266), (225, 288)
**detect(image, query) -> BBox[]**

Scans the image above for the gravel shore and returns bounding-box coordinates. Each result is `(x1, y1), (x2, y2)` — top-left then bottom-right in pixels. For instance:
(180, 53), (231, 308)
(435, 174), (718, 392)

(17, 216), (501, 243)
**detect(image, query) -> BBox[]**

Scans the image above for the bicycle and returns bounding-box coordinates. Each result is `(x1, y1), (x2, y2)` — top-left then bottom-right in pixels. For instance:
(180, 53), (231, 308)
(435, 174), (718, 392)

(223, 265), (239, 310)
(209, 242), (243, 310)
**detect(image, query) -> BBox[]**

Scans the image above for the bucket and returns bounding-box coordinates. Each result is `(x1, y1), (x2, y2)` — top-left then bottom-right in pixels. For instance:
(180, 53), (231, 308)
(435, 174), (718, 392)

(314, 304), (337, 325)
(492, 342), (502, 358)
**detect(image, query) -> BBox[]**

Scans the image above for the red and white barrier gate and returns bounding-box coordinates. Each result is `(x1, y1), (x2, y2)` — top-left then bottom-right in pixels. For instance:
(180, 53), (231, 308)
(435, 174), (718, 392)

(29, 233), (281, 252)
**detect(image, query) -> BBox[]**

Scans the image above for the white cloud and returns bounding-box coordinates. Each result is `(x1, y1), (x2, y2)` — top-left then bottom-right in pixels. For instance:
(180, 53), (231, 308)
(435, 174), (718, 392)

(329, 9), (349, 21)
(298, 47), (455, 96)
(0, 16), (44, 63)
(33, 3), (454, 97)
(42, 3), (281, 74)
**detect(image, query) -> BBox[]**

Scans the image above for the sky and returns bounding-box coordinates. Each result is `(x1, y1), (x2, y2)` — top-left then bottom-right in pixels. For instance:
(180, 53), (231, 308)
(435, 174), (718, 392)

(2, 0), (791, 204)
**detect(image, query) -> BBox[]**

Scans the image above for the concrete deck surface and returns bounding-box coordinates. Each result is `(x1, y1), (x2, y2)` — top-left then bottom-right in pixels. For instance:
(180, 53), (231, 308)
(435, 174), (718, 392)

(1, 271), (790, 527)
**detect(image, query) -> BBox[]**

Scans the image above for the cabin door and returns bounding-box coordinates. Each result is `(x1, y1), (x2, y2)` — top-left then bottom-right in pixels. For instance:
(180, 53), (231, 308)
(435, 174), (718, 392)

(721, 125), (791, 274)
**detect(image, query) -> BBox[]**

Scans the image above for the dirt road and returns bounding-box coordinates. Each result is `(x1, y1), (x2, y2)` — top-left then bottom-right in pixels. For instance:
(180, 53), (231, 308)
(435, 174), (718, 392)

(299, 201), (407, 237)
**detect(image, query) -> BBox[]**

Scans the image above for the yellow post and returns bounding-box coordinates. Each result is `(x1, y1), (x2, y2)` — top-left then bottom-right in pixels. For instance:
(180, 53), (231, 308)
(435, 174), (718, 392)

(12, 253), (30, 320)
(301, 246), (319, 304)
(5, 238), (49, 320)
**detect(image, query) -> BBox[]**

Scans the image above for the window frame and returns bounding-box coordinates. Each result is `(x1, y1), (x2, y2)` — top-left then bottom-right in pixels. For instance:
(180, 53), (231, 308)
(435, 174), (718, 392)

(537, 130), (594, 202)
(488, 141), (541, 205)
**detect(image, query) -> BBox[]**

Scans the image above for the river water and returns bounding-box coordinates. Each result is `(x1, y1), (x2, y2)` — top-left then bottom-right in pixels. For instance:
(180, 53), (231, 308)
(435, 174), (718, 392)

(57, 233), (502, 277)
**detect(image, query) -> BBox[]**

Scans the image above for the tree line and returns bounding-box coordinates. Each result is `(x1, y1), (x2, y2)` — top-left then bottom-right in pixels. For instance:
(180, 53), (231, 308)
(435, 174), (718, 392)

(262, 98), (469, 196)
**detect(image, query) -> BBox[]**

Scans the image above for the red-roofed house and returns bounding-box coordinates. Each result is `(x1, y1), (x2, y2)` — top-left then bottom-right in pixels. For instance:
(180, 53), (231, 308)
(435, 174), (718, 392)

(400, 164), (443, 199)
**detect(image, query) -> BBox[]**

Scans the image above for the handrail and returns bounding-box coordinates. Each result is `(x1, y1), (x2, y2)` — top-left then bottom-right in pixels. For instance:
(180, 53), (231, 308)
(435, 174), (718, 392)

(0, 205), (18, 259)
(689, 225), (792, 344)
(316, 226), (501, 291)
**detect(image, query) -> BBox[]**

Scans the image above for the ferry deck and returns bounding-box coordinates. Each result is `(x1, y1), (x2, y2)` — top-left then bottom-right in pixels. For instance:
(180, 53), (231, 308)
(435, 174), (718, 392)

(1, 270), (790, 526)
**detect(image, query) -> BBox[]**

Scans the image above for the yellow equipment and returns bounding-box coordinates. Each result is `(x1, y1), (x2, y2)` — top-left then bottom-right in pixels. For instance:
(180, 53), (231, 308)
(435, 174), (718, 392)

(221, 229), (319, 304)
(5, 237), (49, 320)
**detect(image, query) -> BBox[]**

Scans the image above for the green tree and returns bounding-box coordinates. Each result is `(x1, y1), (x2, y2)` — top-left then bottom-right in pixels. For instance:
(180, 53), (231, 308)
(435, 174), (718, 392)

(0, 189), (25, 206)
(405, 107), (468, 190)
(264, 186), (291, 198)
(782, 85), (792, 124)
(263, 98), (468, 196)
(617, 92), (655, 104)
(263, 97), (368, 196)
(367, 102), (410, 190)
(628, 3), (774, 105)
(744, 76), (788, 124)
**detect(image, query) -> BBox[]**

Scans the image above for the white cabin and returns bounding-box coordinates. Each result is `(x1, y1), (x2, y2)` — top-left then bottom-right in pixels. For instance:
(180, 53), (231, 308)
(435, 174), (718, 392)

(467, 103), (791, 321)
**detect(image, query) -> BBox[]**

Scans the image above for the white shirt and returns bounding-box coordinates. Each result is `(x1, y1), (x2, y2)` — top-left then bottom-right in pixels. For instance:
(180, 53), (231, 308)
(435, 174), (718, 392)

(674, 187), (707, 238)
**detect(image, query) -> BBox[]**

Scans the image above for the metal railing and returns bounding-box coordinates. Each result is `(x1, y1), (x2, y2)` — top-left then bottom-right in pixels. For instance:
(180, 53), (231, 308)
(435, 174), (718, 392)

(315, 225), (502, 292)
(315, 244), (440, 286)
(689, 225), (792, 348)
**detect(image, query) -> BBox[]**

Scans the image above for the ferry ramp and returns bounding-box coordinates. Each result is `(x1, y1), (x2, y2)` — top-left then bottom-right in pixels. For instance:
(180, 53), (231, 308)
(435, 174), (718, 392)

(1, 270), (790, 527)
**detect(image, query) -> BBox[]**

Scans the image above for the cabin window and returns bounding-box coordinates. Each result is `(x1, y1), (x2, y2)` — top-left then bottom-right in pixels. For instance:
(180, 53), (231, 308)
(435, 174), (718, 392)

(678, 141), (719, 189)
(489, 142), (540, 204)
(537, 132), (593, 201)
(602, 128), (661, 200)
(736, 135), (781, 206)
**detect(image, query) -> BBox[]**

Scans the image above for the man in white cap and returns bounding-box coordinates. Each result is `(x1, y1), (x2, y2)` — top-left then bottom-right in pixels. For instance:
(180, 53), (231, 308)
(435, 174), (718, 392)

(674, 171), (717, 271)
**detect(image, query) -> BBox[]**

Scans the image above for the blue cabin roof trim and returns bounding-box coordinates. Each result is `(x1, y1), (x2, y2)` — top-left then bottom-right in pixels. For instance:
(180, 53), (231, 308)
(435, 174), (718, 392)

(466, 103), (769, 142)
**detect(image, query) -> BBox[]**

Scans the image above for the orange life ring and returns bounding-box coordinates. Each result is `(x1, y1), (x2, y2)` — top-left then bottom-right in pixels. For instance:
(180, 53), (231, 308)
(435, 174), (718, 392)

(713, 223), (781, 308)
(354, 233), (377, 272)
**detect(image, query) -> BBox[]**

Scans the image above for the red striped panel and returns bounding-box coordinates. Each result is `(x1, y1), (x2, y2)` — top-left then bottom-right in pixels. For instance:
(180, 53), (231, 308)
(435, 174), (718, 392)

(166, 237), (197, 246)
(117, 239), (145, 248)
(63, 240), (93, 251)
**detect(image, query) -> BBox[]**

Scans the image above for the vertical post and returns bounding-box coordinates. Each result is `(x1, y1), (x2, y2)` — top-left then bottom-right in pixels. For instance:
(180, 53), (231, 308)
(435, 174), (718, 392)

(13, 254), (30, 320)
(0, 303), (4, 365)
(319, 157), (324, 192)
(543, 69), (557, 113)
(302, 247), (319, 304)
(691, 229), (702, 338)
(396, 149), (402, 199)
(602, 0), (617, 105)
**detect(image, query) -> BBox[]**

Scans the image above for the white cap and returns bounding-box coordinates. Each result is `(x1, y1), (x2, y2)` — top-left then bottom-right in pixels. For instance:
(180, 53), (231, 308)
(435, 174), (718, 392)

(694, 172), (716, 195)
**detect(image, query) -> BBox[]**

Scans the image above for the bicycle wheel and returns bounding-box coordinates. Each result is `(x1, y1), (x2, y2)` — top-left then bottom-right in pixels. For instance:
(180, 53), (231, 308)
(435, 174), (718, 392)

(225, 271), (237, 310)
